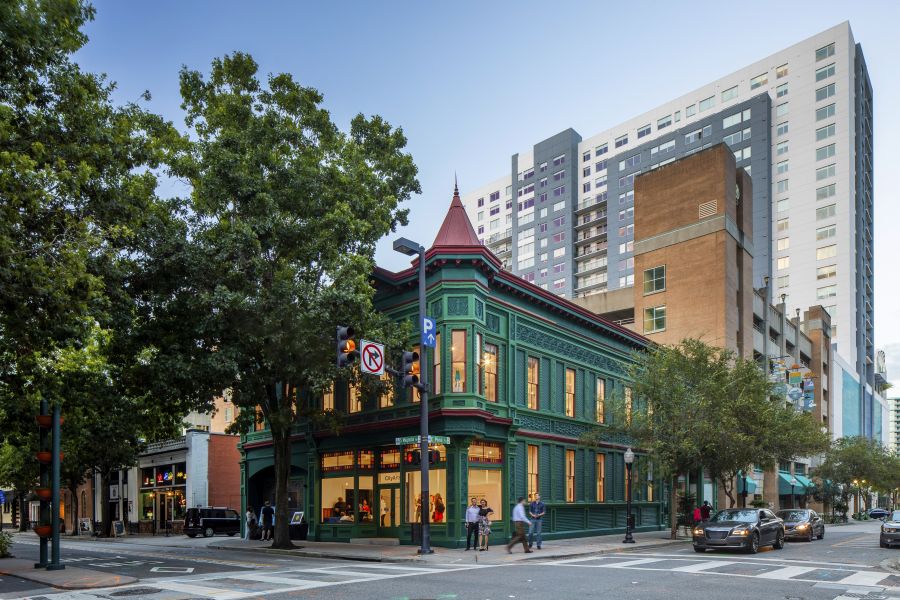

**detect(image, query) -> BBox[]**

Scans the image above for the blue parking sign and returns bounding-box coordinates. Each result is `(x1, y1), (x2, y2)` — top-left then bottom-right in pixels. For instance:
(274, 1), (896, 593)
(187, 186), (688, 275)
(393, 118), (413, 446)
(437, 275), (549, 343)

(421, 316), (436, 348)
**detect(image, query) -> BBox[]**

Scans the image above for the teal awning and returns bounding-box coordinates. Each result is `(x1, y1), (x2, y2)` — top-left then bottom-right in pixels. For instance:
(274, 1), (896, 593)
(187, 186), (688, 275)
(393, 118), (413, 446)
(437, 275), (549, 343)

(738, 477), (757, 494)
(778, 473), (812, 495)
(795, 474), (814, 490)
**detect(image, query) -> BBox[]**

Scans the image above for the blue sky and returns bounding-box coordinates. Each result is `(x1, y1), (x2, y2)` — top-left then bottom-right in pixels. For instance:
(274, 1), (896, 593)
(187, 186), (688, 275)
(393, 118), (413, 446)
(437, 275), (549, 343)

(75, 1), (900, 376)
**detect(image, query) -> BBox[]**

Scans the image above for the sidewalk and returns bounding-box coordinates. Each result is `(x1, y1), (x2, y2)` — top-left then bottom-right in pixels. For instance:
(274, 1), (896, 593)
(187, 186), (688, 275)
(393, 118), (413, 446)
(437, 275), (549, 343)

(210, 528), (690, 564)
(0, 558), (137, 590)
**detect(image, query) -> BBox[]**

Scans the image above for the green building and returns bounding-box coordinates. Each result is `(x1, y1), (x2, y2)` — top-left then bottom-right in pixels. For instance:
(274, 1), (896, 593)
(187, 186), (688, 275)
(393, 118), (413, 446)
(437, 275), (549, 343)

(239, 188), (663, 546)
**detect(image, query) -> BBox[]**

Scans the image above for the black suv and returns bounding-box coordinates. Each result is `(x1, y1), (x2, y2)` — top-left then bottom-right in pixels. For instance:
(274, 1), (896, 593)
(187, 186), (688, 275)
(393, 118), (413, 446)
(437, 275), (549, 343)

(184, 507), (241, 538)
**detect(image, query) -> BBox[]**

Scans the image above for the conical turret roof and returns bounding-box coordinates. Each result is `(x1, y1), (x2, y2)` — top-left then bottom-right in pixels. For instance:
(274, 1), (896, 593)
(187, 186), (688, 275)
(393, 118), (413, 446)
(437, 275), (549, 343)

(431, 181), (481, 248)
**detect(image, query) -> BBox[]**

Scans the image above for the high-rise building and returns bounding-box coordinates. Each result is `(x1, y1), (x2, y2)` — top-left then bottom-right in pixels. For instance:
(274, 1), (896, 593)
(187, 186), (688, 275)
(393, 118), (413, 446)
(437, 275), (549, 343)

(461, 22), (876, 438)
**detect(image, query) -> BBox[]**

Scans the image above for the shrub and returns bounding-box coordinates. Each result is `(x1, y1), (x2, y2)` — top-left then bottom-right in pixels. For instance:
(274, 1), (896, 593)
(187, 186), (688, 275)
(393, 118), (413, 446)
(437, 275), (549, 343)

(0, 531), (12, 558)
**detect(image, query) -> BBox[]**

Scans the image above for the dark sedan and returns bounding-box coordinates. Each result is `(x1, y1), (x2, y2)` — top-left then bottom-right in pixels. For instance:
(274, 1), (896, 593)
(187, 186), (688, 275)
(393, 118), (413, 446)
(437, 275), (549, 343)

(776, 509), (824, 541)
(870, 508), (890, 520)
(880, 510), (900, 547)
(693, 508), (785, 554)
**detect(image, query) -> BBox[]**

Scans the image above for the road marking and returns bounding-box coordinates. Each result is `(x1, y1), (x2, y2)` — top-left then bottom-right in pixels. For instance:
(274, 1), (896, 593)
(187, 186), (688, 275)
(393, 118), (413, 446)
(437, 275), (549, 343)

(149, 566), (194, 573)
(834, 570), (889, 587)
(756, 565), (818, 579)
(601, 558), (665, 568)
(152, 580), (249, 599)
(671, 560), (736, 573)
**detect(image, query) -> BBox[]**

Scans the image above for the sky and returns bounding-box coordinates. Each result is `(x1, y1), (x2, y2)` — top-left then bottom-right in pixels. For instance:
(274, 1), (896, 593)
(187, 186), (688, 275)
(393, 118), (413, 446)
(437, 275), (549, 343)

(73, 1), (900, 379)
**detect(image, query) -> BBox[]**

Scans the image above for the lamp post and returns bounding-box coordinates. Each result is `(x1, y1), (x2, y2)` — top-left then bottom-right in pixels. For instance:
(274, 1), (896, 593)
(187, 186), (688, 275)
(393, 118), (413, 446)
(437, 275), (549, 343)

(740, 471), (748, 508)
(393, 237), (432, 555)
(852, 479), (860, 517)
(789, 476), (798, 509)
(623, 448), (635, 543)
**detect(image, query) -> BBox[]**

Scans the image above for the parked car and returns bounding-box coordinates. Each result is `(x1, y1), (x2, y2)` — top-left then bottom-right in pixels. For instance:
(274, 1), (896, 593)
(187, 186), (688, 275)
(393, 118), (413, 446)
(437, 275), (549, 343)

(693, 508), (785, 554)
(184, 507), (241, 538)
(870, 508), (890, 520)
(880, 510), (900, 548)
(776, 508), (825, 541)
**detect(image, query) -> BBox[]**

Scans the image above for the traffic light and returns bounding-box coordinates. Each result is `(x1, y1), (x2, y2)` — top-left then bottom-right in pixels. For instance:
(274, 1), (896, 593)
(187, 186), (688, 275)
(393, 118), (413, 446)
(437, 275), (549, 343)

(428, 449), (441, 465)
(401, 350), (420, 387)
(404, 449), (421, 466)
(336, 326), (356, 368)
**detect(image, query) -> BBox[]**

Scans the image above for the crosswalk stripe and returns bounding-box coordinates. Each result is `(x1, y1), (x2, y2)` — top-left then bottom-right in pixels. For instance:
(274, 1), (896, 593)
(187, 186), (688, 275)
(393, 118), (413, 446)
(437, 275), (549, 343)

(756, 566), (818, 580)
(834, 570), (888, 587)
(152, 580), (248, 599)
(603, 558), (665, 568)
(671, 560), (736, 573)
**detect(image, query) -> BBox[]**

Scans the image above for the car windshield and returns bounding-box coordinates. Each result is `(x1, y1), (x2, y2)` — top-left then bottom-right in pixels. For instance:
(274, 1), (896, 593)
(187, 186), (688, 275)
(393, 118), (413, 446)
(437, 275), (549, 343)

(891, 511), (900, 522)
(776, 510), (808, 521)
(710, 509), (758, 523)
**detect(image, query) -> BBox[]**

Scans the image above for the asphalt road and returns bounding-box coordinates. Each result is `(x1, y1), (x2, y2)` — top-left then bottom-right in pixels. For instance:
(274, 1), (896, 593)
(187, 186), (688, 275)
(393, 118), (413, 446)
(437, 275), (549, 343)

(3, 521), (900, 600)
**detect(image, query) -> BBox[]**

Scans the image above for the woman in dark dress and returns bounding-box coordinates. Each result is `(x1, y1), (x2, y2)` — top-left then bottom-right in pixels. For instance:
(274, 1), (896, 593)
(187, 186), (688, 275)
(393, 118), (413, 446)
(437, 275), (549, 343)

(477, 499), (494, 551)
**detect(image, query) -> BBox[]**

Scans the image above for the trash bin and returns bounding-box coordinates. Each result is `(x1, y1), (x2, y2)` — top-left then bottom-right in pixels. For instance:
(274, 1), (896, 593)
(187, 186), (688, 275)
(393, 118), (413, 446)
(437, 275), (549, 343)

(289, 522), (308, 540)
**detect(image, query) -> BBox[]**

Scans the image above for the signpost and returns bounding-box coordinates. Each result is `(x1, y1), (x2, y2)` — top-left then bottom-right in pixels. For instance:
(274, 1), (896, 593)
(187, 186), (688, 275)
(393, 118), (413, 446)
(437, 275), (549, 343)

(360, 340), (385, 376)
(421, 317), (436, 348)
(395, 435), (450, 446)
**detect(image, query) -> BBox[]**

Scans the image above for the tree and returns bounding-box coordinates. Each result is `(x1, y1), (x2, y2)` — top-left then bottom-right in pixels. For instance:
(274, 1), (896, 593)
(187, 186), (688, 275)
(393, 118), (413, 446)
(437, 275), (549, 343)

(815, 436), (895, 514)
(584, 339), (830, 538)
(162, 53), (420, 548)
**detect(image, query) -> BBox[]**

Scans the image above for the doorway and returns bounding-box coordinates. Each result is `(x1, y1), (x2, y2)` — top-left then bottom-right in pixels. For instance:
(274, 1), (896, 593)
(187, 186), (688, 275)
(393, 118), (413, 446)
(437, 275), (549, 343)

(377, 485), (400, 536)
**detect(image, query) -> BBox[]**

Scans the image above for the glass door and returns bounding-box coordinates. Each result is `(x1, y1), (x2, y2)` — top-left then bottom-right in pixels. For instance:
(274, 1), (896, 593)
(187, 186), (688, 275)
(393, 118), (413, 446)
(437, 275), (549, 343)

(377, 485), (400, 536)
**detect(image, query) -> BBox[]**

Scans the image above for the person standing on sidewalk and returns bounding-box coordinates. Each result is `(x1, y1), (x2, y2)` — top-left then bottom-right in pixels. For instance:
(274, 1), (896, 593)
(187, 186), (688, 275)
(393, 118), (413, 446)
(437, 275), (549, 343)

(244, 508), (257, 541)
(465, 497), (480, 550)
(260, 500), (275, 541)
(507, 497), (532, 554)
(700, 501), (712, 522)
(528, 493), (545, 550)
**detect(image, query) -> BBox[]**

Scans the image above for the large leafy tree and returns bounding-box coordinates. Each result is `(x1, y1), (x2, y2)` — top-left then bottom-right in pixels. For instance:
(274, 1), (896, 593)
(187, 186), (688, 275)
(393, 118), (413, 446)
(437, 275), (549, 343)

(0, 0), (198, 535)
(815, 436), (896, 513)
(164, 53), (420, 548)
(585, 339), (829, 538)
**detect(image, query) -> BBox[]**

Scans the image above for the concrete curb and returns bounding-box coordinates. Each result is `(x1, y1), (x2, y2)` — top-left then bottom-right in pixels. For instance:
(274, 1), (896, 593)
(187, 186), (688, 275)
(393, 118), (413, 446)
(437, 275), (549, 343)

(0, 558), (138, 590)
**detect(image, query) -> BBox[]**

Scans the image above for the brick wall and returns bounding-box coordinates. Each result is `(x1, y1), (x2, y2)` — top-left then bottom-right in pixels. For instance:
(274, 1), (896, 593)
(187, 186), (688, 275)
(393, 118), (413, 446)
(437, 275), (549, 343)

(207, 434), (241, 510)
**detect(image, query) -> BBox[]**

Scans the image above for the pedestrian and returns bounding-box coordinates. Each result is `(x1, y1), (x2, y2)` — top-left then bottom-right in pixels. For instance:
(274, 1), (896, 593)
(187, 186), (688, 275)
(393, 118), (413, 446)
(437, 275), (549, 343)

(477, 499), (494, 551)
(244, 508), (257, 541)
(260, 500), (275, 541)
(700, 500), (712, 522)
(433, 494), (445, 523)
(507, 497), (532, 554)
(465, 497), (480, 550)
(692, 505), (702, 526)
(528, 492), (546, 550)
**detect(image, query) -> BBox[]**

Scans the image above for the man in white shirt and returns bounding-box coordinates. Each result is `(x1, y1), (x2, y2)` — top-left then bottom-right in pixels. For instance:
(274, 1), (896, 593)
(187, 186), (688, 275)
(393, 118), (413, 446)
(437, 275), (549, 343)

(465, 497), (480, 550)
(507, 496), (532, 553)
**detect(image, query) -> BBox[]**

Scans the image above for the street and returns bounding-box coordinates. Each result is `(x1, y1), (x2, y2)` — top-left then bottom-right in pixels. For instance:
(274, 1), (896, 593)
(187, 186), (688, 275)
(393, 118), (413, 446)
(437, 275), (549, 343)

(3, 521), (900, 600)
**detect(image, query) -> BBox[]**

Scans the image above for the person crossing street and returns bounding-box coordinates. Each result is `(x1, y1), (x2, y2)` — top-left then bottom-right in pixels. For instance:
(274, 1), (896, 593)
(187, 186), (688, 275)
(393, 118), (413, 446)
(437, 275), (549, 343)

(507, 497), (532, 554)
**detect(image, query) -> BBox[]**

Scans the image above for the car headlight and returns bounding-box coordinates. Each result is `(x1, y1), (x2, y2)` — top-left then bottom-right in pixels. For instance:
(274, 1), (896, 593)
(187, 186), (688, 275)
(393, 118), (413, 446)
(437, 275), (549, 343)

(731, 527), (750, 536)
(797, 524), (809, 530)
(693, 528), (704, 535)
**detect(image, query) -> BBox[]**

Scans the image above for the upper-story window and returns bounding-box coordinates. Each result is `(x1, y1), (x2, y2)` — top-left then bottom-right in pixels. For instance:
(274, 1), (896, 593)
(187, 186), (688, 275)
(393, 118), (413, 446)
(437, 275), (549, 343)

(637, 124), (651, 138)
(527, 357), (539, 409)
(815, 42), (835, 62)
(451, 330), (466, 392)
(615, 135), (628, 148)
(553, 154), (566, 166)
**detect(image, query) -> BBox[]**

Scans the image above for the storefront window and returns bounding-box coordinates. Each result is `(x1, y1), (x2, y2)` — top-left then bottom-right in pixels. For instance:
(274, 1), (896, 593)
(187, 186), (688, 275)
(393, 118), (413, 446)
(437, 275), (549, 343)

(321, 477), (355, 523)
(141, 467), (155, 487)
(483, 342), (498, 402)
(404, 468), (447, 524)
(357, 476), (374, 522)
(174, 463), (187, 486)
(140, 491), (155, 520)
(433, 333), (441, 394)
(321, 451), (354, 472)
(468, 468), (503, 519)
(358, 450), (374, 470)
(451, 330), (466, 392)
(469, 441), (503, 464)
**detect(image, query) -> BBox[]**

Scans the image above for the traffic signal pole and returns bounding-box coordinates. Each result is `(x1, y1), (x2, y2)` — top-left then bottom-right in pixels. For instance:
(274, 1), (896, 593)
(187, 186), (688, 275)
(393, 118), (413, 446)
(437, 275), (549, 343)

(415, 245), (432, 555)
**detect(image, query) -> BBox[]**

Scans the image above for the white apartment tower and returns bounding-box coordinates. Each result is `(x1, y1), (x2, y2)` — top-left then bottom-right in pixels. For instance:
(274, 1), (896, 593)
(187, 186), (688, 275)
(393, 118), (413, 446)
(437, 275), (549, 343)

(461, 22), (876, 438)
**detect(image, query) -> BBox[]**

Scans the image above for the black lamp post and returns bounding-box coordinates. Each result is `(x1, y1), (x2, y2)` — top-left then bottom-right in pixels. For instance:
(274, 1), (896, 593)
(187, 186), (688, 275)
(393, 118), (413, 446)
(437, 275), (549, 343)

(740, 471), (748, 508)
(623, 448), (635, 544)
(790, 476), (797, 509)
(393, 236), (432, 555)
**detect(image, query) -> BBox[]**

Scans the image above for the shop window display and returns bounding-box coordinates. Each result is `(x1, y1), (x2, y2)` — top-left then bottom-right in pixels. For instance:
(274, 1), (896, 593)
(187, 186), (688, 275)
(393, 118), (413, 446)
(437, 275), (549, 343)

(468, 468), (502, 519)
(404, 468), (447, 524)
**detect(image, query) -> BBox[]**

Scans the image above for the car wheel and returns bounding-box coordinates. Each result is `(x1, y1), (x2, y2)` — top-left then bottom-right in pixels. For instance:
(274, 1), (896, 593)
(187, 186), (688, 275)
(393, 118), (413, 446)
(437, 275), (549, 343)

(746, 532), (759, 554)
(774, 530), (785, 550)
(881, 539), (888, 548)
(186, 533), (197, 538)
(693, 546), (706, 553)
(203, 526), (215, 538)
(808, 530), (814, 542)
(817, 527), (824, 540)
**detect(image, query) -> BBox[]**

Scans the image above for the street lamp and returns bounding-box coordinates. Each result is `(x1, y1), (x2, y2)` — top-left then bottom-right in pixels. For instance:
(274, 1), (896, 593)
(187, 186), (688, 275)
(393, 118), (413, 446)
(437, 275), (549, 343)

(852, 479), (860, 517)
(393, 237), (432, 555)
(623, 448), (635, 544)
(790, 476), (798, 509)
(740, 471), (748, 508)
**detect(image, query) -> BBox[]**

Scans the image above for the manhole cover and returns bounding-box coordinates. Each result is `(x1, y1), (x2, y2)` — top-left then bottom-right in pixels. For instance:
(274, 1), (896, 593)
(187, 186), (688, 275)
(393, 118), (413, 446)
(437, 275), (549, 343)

(110, 587), (162, 597)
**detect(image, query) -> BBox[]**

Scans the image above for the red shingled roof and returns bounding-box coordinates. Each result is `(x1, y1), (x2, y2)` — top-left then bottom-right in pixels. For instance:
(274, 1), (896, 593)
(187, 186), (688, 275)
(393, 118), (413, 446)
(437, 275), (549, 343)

(431, 183), (481, 248)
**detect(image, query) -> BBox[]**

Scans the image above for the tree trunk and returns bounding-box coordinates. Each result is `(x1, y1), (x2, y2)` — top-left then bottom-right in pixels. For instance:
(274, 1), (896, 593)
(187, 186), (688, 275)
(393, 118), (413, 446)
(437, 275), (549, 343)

(670, 474), (678, 539)
(270, 425), (295, 549)
(70, 485), (79, 536)
(17, 492), (26, 531)
(722, 477), (736, 508)
(100, 470), (111, 537)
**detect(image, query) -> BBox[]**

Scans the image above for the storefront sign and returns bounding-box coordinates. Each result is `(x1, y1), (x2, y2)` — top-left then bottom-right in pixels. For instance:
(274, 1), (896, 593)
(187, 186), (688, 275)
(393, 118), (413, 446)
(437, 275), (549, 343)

(109, 485), (119, 500)
(378, 472), (401, 484)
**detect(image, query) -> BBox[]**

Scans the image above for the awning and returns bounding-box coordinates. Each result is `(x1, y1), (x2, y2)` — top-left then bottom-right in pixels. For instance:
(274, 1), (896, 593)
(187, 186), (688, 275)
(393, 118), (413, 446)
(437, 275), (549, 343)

(778, 473), (812, 495)
(737, 477), (757, 494)
(795, 474), (814, 490)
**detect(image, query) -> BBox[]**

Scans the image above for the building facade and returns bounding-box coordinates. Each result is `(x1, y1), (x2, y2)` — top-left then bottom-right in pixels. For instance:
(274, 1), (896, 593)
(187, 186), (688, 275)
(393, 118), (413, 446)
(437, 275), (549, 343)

(239, 190), (663, 546)
(461, 22), (875, 441)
